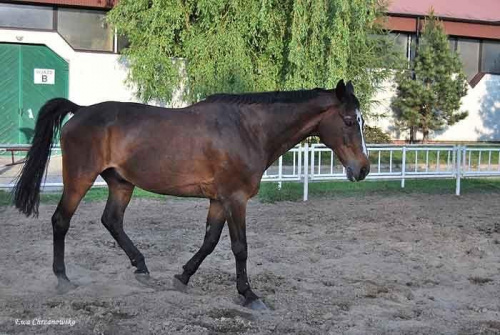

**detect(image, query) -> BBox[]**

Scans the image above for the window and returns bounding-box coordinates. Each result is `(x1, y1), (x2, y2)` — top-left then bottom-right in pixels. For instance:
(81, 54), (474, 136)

(449, 37), (481, 81)
(117, 34), (130, 53)
(481, 41), (500, 74)
(390, 32), (417, 62)
(449, 37), (500, 79)
(409, 35), (416, 62)
(456, 38), (480, 81)
(449, 38), (457, 52)
(57, 8), (113, 52)
(392, 32), (409, 59)
(0, 3), (53, 30)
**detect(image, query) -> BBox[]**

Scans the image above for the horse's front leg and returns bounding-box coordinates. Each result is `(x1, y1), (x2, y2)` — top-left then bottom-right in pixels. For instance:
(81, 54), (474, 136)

(224, 195), (268, 311)
(175, 199), (225, 286)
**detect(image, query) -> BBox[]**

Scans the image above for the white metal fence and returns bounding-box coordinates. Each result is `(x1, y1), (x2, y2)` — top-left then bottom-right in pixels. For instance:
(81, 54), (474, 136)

(263, 143), (500, 200)
(2, 143), (500, 200)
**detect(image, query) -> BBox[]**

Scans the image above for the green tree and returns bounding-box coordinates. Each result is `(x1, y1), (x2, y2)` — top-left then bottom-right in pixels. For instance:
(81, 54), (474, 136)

(391, 11), (468, 143)
(108, 0), (400, 114)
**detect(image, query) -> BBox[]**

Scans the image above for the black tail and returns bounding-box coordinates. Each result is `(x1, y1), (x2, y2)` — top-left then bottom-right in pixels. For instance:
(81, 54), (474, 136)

(14, 98), (81, 217)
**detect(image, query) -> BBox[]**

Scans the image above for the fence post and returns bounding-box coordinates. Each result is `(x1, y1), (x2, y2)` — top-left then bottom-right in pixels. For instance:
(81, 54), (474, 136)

(310, 144), (315, 178)
(401, 146), (406, 188)
(297, 144), (302, 180)
(303, 142), (309, 201)
(278, 156), (283, 190)
(455, 145), (462, 196)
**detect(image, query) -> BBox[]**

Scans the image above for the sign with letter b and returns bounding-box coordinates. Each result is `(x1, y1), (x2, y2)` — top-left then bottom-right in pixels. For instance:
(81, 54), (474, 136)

(34, 68), (55, 85)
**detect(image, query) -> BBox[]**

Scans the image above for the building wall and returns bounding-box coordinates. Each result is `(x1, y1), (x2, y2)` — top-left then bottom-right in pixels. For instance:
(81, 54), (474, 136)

(0, 28), (138, 106)
(372, 74), (500, 142)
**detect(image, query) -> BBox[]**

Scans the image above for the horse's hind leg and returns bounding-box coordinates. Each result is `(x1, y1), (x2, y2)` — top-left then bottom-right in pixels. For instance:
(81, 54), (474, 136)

(52, 177), (95, 293)
(100, 168), (149, 275)
(174, 200), (225, 286)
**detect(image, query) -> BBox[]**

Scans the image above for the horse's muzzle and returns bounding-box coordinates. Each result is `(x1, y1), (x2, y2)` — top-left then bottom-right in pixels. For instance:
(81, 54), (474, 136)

(346, 165), (369, 182)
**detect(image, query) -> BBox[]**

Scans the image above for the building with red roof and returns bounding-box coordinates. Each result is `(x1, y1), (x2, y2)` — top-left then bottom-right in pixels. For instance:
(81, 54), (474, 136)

(374, 0), (500, 142)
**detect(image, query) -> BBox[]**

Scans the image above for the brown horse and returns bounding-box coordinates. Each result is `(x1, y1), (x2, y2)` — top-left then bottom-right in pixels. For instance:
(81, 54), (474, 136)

(14, 79), (369, 310)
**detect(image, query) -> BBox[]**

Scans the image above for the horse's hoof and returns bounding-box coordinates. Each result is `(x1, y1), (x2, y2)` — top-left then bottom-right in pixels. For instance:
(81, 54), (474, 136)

(172, 275), (188, 292)
(56, 279), (78, 294)
(134, 268), (149, 275)
(244, 299), (269, 311)
(134, 272), (169, 291)
(134, 272), (153, 285)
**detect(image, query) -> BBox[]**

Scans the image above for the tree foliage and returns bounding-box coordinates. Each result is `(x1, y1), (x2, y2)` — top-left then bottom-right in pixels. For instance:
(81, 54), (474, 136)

(364, 125), (392, 143)
(108, 0), (400, 114)
(391, 11), (468, 143)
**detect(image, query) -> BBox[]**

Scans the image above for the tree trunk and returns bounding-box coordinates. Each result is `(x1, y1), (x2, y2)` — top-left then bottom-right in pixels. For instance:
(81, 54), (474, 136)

(422, 129), (429, 143)
(409, 126), (416, 144)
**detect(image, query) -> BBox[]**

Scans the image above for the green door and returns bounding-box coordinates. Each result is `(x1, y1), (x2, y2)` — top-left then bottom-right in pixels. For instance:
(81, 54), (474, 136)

(0, 44), (19, 144)
(0, 43), (68, 144)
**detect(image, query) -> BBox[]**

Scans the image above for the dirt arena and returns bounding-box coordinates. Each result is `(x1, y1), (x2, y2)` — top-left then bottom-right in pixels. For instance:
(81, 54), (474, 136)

(1, 192), (499, 335)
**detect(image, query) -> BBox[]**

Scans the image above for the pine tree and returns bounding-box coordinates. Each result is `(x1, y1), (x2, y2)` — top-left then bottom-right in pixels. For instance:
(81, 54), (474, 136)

(108, 0), (400, 114)
(392, 11), (468, 143)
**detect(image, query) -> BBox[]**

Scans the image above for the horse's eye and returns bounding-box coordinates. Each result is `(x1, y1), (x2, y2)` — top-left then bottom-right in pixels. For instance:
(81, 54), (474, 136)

(344, 116), (354, 127)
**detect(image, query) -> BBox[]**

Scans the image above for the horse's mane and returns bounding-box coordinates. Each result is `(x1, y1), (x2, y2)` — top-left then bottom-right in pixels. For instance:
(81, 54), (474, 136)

(204, 88), (329, 105)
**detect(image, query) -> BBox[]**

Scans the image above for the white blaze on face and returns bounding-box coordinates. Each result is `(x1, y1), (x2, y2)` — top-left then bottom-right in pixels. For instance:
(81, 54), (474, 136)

(356, 109), (368, 157)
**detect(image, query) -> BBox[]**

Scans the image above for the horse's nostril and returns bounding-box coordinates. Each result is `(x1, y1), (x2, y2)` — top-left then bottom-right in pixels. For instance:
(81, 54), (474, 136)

(346, 167), (354, 181)
(359, 167), (368, 180)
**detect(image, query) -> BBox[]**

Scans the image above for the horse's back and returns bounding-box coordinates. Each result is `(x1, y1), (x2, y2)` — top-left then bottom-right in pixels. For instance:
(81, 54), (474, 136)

(59, 101), (258, 198)
(61, 101), (201, 143)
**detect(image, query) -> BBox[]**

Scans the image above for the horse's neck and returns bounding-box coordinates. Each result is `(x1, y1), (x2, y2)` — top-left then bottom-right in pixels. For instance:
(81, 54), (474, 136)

(257, 101), (328, 167)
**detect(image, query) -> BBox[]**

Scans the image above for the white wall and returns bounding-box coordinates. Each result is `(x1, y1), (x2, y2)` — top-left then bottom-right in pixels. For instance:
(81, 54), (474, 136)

(0, 28), (139, 105)
(371, 73), (500, 142)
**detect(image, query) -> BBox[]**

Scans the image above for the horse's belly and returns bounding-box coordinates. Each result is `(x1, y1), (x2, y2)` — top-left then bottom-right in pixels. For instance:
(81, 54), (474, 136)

(139, 177), (216, 198)
(115, 160), (217, 199)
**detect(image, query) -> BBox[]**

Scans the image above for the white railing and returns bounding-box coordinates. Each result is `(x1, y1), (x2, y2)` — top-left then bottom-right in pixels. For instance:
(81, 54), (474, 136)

(2, 143), (500, 200)
(262, 144), (500, 199)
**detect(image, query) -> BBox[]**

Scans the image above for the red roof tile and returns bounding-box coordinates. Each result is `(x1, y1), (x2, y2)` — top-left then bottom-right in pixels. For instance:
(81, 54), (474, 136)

(10, 0), (117, 8)
(388, 0), (500, 23)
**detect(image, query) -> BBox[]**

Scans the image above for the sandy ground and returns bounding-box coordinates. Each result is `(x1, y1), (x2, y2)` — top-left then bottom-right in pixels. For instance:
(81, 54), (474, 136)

(1, 193), (500, 335)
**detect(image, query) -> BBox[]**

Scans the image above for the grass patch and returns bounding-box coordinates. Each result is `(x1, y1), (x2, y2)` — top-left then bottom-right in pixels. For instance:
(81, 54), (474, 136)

(257, 178), (500, 202)
(2, 178), (500, 207)
(79, 187), (165, 202)
(0, 187), (166, 208)
(0, 190), (11, 206)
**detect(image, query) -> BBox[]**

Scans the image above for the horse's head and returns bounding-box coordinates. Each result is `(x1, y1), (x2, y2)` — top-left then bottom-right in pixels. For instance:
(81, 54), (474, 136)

(317, 80), (370, 182)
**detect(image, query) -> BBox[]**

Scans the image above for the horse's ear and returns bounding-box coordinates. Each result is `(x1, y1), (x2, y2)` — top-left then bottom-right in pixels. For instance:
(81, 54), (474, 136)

(335, 79), (346, 101)
(346, 81), (354, 94)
